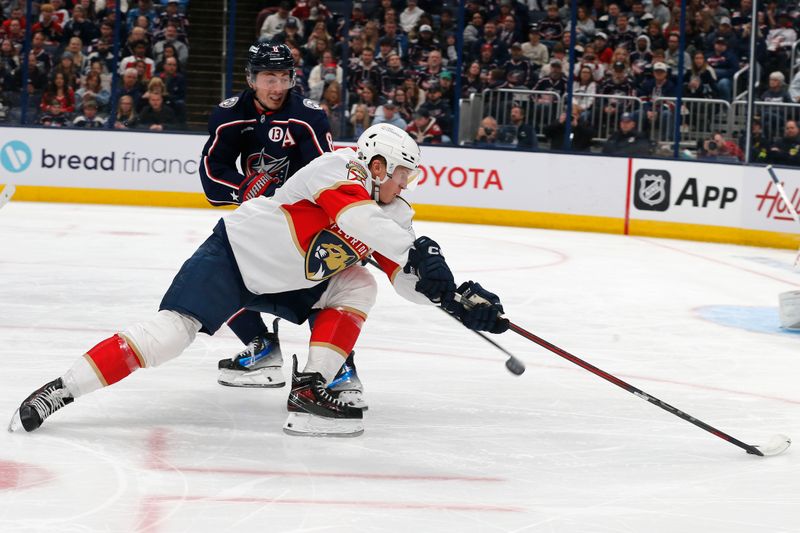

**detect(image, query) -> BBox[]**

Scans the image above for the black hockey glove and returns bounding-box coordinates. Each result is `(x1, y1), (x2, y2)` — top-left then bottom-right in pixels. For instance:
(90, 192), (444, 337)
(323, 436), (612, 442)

(403, 236), (456, 303)
(238, 172), (280, 203)
(443, 281), (510, 334)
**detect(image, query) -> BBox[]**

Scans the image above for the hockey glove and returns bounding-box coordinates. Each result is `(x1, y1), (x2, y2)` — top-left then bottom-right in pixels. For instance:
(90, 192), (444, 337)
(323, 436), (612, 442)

(238, 172), (280, 203)
(403, 236), (456, 303)
(443, 281), (510, 334)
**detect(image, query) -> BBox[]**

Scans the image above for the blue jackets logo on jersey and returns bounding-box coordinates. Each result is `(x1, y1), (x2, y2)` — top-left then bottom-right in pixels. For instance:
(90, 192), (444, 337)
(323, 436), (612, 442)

(246, 149), (290, 182)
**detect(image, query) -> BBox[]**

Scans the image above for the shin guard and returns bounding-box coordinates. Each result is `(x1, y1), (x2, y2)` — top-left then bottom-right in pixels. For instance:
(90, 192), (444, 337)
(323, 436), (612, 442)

(84, 334), (144, 387)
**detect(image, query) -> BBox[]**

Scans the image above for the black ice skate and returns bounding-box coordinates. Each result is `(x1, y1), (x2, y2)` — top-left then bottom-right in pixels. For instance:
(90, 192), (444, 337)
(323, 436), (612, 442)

(8, 378), (74, 432)
(327, 352), (367, 410)
(283, 355), (364, 437)
(218, 319), (284, 388)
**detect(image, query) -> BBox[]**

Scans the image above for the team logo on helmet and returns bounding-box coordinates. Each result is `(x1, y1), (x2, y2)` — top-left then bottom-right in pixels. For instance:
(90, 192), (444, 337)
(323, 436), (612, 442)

(245, 149), (290, 183)
(303, 98), (322, 110)
(345, 160), (368, 185)
(306, 229), (363, 281)
(219, 96), (239, 108)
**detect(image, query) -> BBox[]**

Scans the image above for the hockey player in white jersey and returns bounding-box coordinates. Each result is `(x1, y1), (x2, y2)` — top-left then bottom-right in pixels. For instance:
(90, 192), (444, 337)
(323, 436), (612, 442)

(9, 124), (508, 437)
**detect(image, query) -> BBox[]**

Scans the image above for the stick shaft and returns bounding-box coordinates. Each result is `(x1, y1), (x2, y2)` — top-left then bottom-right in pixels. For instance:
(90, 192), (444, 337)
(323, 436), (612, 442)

(766, 166), (800, 224)
(507, 321), (763, 455)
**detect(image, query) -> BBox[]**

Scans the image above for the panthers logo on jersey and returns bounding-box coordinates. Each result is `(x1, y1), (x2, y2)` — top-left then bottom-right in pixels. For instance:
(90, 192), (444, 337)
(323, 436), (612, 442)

(245, 149), (290, 182)
(305, 226), (370, 281)
(346, 160), (368, 185)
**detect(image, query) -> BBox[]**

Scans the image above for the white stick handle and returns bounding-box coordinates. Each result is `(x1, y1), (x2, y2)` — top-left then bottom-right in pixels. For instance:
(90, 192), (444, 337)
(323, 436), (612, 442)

(766, 166), (800, 224)
(0, 184), (15, 209)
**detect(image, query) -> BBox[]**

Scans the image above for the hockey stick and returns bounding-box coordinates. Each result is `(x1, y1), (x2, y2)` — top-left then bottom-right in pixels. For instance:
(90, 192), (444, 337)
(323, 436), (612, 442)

(0, 184), (15, 209)
(766, 166), (800, 267)
(505, 320), (791, 457)
(366, 258), (526, 375)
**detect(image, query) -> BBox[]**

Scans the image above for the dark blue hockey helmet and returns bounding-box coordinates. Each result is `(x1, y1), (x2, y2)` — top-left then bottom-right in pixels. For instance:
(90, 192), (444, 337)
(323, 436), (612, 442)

(246, 41), (296, 86)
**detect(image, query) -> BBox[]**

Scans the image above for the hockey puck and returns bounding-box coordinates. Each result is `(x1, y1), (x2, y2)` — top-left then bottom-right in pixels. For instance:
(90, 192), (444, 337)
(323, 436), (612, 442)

(505, 357), (525, 376)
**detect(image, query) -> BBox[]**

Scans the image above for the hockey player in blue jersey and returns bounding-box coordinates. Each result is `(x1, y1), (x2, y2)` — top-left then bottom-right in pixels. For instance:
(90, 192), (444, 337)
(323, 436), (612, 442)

(199, 41), (364, 408)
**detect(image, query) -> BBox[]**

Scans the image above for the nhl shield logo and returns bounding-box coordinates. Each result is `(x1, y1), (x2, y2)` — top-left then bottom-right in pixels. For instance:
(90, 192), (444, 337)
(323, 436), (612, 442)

(305, 229), (361, 281)
(634, 169), (671, 211)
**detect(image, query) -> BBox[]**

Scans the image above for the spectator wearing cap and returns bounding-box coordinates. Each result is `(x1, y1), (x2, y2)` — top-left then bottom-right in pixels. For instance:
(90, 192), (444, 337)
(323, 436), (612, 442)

(539, 4), (564, 45)
(400, 0), (425, 34)
(705, 37), (739, 101)
(372, 99), (407, 130)
(602, 112), (652, 156)
(593, 32), (613, 64)
(158, 1), (190, 38)
(408, 23), (440, 68)
(739, 117), (770, 162)
(419, 82), (451, 140)
(534, 59), (567, 119)
(53, 50), (80, 89)
(274, 17), (306, 47)
(260, 1), (295, 41)
(406, 108), (443, 144)
(539, 43), (567, 78)
(438, 71), (455, 102)
(637, 61), (676, 139)
(543, 104), (594, 152)
(522, 25), (549, 68)
(704, 17), (740, 53)
(504, 43), (534, 89)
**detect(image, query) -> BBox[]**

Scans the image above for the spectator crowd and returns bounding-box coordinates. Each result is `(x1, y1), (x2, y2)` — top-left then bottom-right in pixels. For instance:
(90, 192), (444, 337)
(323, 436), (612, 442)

(0, 0), (189, 130)
(4, 0), (800, 164)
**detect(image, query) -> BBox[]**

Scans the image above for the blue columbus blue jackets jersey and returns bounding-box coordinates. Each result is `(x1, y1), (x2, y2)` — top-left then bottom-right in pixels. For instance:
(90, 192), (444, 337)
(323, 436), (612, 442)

(199, 88), (334, 206)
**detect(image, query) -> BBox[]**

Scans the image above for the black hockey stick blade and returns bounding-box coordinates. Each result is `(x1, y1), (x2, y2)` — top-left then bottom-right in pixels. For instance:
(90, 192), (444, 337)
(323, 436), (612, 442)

(506, 320), (791, 457)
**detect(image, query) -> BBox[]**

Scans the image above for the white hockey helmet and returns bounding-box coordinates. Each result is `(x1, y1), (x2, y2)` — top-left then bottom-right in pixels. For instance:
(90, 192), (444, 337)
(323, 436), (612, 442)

(356, 123), (422, 200)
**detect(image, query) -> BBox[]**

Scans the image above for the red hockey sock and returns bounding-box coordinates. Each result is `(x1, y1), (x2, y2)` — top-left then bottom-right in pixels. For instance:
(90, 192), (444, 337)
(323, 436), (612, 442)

(309, 308), (365, 357)
(84, 334), (144, 387)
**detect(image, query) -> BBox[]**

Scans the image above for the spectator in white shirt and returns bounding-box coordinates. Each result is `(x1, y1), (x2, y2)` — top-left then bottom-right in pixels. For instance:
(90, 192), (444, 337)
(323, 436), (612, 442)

(400, 0), (425, 34)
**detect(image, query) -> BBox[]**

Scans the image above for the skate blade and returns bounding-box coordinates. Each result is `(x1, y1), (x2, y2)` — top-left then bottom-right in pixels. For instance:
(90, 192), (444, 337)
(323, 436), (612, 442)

(7, 409), (23, 433)
(283, 412), (364, 437)
(333, 390), (369, 410)
(217, 368), (286, 388)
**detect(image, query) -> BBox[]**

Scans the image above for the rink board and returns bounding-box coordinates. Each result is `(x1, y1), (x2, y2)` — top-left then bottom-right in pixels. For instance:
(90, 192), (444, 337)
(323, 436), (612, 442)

(2, 126), (800, 248)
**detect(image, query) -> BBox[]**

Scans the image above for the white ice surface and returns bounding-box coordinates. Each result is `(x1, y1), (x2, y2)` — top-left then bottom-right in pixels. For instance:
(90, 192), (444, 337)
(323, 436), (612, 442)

(1, 202), (799, 533)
